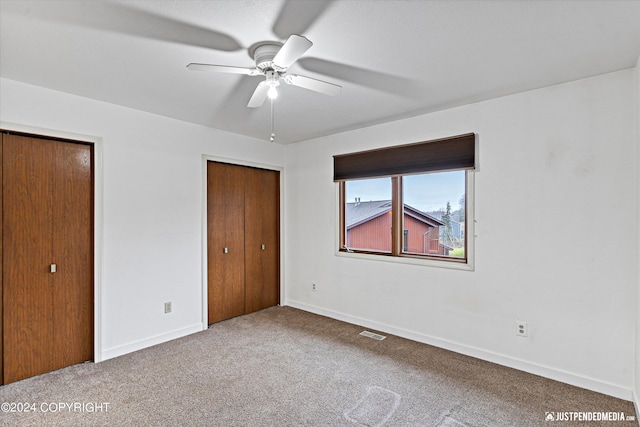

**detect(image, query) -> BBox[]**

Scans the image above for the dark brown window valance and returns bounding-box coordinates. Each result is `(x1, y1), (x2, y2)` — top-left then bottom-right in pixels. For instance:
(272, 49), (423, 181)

(333, 133), (475, 181)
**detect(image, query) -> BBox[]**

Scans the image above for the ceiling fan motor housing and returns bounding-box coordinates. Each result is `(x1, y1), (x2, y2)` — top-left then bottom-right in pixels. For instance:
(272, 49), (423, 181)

(252, 43), (284, 72)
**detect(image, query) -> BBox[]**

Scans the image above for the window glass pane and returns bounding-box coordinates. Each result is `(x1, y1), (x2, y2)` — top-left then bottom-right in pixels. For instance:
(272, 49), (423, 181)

(402, 171), (465, 258)
(345, 177), (392, 252)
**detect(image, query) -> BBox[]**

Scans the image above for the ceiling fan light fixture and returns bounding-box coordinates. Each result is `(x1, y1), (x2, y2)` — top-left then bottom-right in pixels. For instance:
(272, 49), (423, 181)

(267, 85), (278, 100)
(265, 70), (280, 100)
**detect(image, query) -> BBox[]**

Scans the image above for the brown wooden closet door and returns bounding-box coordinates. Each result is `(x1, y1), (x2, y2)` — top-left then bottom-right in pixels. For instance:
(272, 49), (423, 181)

(244, 168), (280, 313)
(2, 134), (93, 384)
(207, 162), (246, 324)
(0, 135), (4, 383)
(3, 135), (57, 383)
(51, 140), (94, 371)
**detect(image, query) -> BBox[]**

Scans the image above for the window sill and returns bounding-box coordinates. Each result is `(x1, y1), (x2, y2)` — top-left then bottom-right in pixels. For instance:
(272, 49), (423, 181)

(336, 249), (474, 271)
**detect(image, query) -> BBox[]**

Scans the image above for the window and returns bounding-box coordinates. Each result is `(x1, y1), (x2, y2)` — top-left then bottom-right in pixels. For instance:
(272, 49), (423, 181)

(403, 229), (409, 252)
(402, 170), (466, 258)
(344, 178), (392, 252)
(335, 133), (475, 267)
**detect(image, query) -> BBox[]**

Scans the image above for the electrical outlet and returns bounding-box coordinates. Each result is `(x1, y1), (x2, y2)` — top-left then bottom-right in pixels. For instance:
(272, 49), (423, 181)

(164, 302), (172, 314)
(516, 320), (527, 337)
(312, 282), (317, 292)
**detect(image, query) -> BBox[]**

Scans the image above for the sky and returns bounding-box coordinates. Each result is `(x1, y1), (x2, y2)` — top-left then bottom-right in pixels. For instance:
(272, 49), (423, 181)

(345, 170), (465, 213)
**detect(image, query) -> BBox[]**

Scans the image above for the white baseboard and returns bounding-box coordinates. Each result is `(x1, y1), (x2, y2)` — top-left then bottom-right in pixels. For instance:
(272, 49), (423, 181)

(100, 323), (205, 361)
(285, 300), (633, 402)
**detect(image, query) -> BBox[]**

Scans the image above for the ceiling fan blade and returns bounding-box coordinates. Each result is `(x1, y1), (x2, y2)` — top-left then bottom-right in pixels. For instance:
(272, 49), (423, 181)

(297, 57), (421, 98)
(187, 64), (259, 75)
(2, 1), (242, 52)
(284, 74), (342, 96)
(272, 35), (313, 69)
(272, 0), (335, 39)
(247, 81), (270, 108)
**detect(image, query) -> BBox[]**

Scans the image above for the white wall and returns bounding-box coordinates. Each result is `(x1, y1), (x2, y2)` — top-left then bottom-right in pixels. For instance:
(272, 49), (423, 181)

(285, 69), (636, 400)
(0, 78), (284, 360)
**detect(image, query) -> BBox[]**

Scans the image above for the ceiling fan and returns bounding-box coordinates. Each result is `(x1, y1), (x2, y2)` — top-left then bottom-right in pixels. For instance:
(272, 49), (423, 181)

(187, 34), (342, 108)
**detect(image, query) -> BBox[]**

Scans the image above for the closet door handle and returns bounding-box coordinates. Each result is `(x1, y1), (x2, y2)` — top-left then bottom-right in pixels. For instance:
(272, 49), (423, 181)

(261, 244), (266, 251)
(223, 247), (228, 254)
(50, 263), (57, 273)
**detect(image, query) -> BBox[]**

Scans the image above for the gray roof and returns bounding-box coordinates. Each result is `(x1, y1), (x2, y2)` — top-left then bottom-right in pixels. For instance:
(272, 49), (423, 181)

(346, 200), (443, 229)
(346, 200), (392, 229)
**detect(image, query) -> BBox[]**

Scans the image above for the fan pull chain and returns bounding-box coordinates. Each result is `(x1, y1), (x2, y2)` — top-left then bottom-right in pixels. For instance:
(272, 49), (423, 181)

(270, 98), (276, 143)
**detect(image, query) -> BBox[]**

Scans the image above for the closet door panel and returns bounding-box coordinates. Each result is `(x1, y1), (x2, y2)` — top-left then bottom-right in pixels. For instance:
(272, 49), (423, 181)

(2, 135), (55, 383)
(207, 162), (245, 324)
(0, 135), (3, 383)
(51, 141), (94, 369)
(244, 168), (279, 313)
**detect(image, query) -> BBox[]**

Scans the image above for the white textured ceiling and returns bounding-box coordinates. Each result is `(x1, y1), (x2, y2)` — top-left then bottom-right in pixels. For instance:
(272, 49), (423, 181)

(1, 0), (639, 144)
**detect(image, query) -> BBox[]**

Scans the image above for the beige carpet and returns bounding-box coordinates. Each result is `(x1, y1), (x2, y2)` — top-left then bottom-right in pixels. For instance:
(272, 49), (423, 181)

(0, 306), (635, 426)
